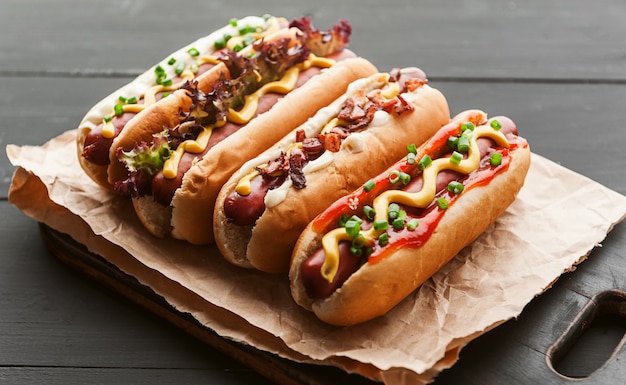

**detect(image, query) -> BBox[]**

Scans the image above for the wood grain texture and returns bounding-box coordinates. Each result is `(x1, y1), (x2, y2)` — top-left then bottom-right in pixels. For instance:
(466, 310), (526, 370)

(2, 0), (625, 383)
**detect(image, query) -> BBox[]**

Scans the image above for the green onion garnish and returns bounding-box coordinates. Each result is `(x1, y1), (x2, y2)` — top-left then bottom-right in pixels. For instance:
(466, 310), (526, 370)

(461, 122), (475, 132)
(350, 246), (362, 257)
(399, 172), (411, 185)
(175, 61), (186, 76)
(387, 203), (400, 220)
(352, 233), (366, 249)
(103, 115), (113, 123)
(407, 218), (419, 231)
(118, 95), (127, 104)
(447, 181), (464, 194)
(338, 214), (349, 227)
(407, 152), (416, 165)
(126, 96), (137, 104)
(167, 57), (176, 65)
(363, 179), (376, 192)
(114, 104), (124, 116)
(407, 143), (417, 154)
(160, 78), (173, 87)
(378, 233), (389, 246)
(418, 154), (432, 170)
(187, 47), (200, 57)
(373, 220), (388, 231)
(450, 151), (463, 165)
(233, 44), (244, 52)
(344, 220), (361, 237)
(457, 136), (470, 153)
(229, 18), (238, 27)
(392, 217), (405, 230)
(388, 169), (400, 184)
(490, 119), (502, 130)
(363, 205), (376, 220)
(447, 135), (459, 150)
(161, 92), (170, 98)
(490, 152), (503, 166)
(437, 197), (449, 210)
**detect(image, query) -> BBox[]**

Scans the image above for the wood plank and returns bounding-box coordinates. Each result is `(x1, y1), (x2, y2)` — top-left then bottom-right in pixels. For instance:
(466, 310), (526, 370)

(1, 0), (625, 80)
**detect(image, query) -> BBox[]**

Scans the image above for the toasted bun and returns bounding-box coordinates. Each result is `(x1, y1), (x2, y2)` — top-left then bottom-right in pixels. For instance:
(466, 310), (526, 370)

(214, 72), (450, 273)
(76, 15), (286, 189)
(132, 195), (172, 238)
(289, 140), (531, 326)
(173, 57), (379, 245)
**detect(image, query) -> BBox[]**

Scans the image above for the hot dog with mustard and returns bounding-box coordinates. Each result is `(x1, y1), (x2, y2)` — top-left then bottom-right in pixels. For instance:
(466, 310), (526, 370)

(214, 67), (450, 273)
(108, 17), (377, 244)
(289, 109), (531, 325)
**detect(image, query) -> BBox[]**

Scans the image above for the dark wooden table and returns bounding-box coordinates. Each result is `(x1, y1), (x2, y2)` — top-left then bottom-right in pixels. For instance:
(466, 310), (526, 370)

(2, 1), (625, 384)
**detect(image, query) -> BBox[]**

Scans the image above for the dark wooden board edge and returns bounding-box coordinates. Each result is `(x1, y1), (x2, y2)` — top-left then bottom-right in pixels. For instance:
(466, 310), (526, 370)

(38, 223), (377, 385)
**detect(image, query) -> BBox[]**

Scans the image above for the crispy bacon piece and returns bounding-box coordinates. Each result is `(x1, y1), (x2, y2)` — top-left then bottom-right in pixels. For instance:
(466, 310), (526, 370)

(289, 148), (308, 189)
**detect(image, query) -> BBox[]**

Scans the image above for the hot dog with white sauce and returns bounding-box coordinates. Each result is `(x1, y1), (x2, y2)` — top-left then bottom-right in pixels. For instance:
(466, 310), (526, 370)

(108, 17), (377, 245)
(214, 68), (450, 273)
(77, 15), (290, 189)
(289, 109), (531, 326)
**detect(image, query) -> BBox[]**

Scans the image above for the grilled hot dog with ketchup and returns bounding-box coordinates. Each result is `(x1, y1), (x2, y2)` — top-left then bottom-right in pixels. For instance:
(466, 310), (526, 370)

(289, 109), (531, 326)
(214, 67), (450, 273)
(107, 17), (377, 245)
(77, 15), (289, 189)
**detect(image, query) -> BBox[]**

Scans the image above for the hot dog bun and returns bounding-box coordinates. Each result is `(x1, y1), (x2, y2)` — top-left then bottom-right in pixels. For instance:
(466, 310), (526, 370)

(289, 110), (531, 326)
(128, 55), (378, 244)
(214, 68), (450, 273)
(77, 15), (287, 189)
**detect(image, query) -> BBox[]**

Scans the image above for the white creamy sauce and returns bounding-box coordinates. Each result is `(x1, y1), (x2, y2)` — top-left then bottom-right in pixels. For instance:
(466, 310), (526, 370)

(81, 16), (272, 127)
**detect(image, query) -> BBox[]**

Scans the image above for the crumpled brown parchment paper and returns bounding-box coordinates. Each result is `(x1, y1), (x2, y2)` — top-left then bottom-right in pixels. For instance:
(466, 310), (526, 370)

(6, 129), (626, 384)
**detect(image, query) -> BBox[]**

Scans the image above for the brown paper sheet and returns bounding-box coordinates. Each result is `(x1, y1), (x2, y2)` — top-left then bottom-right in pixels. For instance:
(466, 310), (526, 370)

(6, 130), (626, 384)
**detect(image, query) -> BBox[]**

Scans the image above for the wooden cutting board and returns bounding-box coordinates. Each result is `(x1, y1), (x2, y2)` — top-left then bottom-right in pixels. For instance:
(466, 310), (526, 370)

(39, 222), (626, 385)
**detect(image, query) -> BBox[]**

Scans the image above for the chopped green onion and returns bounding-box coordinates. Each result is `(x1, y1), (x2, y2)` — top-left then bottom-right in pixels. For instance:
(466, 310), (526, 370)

(160, 78), (173, 87)
(373, 219), (388, 231)
(118, 95), (128, 104)
(407, 143), (417, 154)
(187, 47), (200, 57)
(229, 18), (238, 27)
(338, 214), (349, 227)
(378, 233), (389, 246)
(126, 96), (137, 104)
(397, 210), (407, 221)
(154, 65), (165, 75)
(437, 197), (449, 210)
(392, 217), (405, 230)
(407, 152), (416, 164)
(350, 246), (362, 257)
(167, 57), (176, 65)
(418, 154), (432, 170)
(448, 181), (464, 194)
(363, 205), (376, 220)
(161, 92), (170, 98)
(388, 169), (401, 184)
(175, 61), (186, 76)
(457, 136), (470, 153)
(450, 151), (463, 165)
(214, 37), (226, 50)
(447, 135), (459, 150)
(387, 203), (400, 220)
(490, 119), (502, 130)
(490, 152), (503, 166)
(103, 115), (113, 123)
(239, 25), (257, 35)
(114, 104), (124, 116)
(399, 172), (411, 185)
(407, 218), (419, 231)
(233, 43), (244, 52)
(242, 34), (256, 47)
(352, 233), (366, 249)
(461, 122), (475, 132)
(363, 179), (376, 192)
(349, 215), (363, 224)
(190, 62), (200, 74)
(344, 220), (361, 237)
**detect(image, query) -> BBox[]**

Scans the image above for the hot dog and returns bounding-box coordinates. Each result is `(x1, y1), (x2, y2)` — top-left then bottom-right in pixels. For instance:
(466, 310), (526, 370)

(289, 109), (531, 326)
(107, 17), (378, 245)
(214, 68), (450, 273)
(77, 15), (289, 189)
